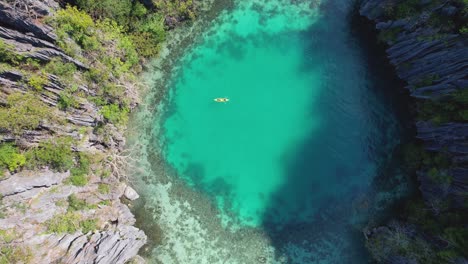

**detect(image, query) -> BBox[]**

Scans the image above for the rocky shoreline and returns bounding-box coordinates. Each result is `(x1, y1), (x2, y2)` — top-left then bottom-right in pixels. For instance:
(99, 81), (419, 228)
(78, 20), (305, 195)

(359, 0), (467, 262)
(0, 1), (146, 263)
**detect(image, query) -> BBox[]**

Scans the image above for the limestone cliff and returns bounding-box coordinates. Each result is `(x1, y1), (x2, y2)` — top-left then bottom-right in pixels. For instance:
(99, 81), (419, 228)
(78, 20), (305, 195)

(0, 1), (146, 263)
(359, 0), (467, 263)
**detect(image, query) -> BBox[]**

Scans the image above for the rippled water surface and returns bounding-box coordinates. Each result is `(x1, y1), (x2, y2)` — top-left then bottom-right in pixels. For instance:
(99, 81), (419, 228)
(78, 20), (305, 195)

(141, 0), (407, 262)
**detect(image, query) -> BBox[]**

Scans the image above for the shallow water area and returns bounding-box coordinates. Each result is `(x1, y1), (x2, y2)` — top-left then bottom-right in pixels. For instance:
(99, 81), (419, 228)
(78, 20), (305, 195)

(137, 0), (409, 263)
(163, 0), (323, 228)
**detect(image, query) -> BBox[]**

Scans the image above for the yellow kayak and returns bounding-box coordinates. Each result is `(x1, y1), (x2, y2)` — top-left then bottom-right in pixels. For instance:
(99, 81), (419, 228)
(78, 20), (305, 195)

(214, 98), (229, 103)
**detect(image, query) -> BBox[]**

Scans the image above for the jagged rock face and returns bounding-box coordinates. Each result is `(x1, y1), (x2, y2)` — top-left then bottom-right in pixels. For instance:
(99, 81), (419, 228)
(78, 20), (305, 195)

(0, 1), (57, 42)
(418, 167), (468, 211)
(0, 168), (147, 264)
(60, 226), (146, 264)
(416, 122), (468, 155)
(19, 217), (146, 264)
(0, 25), (88, 69)
(360, 0), (468, 210)
(0, 1), (146, 263)
(0, 169), (69, 197)
(360, 1), (467, 263)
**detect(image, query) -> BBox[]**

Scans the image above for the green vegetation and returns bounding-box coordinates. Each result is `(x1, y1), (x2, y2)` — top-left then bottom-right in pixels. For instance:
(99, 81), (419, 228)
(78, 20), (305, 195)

(44, 58), (77, 84)
(404, 200), (468, 262)
(0, 144), (25, 172)
(47, 5), (145, 124)
(98, 183), (110, 194)
(24, 139), (92, 186)
(69, 153), (90, 186)
(98, 200), (111, 206)
(0, 245), (32, 264)
(453, 89), (468, 104)
(0, 92), (52, 134)
(55, 199), (67, 207)
(20, 58), (41, 72)
(394, 0), (420, 19)
(427, 167), (452, 184)
(377, 27), (402, 43)
(67, 194), (96, 211)
(50, 6), (99, 54)
(367, 224), (435, 263)
(57, 91), (79, 110)
(71, 0), (195, 58)
(0, 230), (32, 264)
(0, 39), (22, 65)
(46, 212), (80, 233)
(68, 170), (88, 186)
(80, 219), (97, 234)
(0, 230), (14, 244)
(26, 137), (74, 171)
(381, 0), (468, 34)
(153, 0), (195, 21)
(402, 143), (450, 170)
(101, 170), (111, 179)
(367, 213), (468, 264)
(50, 6), (138, 71)
(100, 104), (129, 125)
(27, 73), (48, 91)
(0, 0), (198, 244)
(46, 212), (98, 234)
(75, 0), (133, 26)
(417, 90), (468, 124)
(67, 194), (88, 211)
(382, 0), (420, 19)
(415, 74), (439, 88)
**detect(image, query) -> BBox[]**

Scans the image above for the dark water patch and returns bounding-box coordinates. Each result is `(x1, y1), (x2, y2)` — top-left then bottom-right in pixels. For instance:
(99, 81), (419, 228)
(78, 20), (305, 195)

(258, 1), (415, 262)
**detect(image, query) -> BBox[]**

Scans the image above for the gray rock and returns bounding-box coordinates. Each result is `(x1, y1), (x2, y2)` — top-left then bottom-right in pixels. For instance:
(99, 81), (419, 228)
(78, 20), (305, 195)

(360, 2), (468, 262)
(124, 185), (140, 201)
(0, 26), (88, 69)
(441, 6), (457, 16)
(416, 122), (468, 156)
(0, 169), (69, 197)
(0, 70), (22, 82)
(0, 2), (145, 264)
(0, 25), (56, 49)
(61, 226), (147, 264)
(360, 0), (468, 212)
(419, 167), (468, 210)
(0, 1), (57, 42)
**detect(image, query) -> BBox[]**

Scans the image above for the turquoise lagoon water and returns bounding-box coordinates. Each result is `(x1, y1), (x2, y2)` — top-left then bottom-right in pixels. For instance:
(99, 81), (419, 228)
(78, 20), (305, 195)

(148, 0), (406, 262)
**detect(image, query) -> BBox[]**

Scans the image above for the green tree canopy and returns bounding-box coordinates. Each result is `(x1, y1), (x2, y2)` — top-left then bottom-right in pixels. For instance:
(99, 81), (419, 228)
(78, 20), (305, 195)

(0, 92), (51, 134)
(76, 0), (133, 26)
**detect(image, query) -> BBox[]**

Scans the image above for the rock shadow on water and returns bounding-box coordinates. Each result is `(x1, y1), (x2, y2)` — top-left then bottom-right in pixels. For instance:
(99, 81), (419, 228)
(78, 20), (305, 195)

(257, 1), (414, 263)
